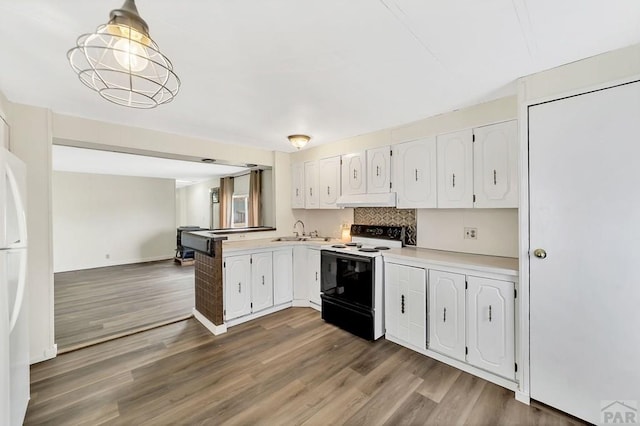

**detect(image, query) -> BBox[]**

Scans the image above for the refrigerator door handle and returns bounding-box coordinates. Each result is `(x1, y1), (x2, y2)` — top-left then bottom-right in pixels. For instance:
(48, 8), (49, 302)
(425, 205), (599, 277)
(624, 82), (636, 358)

(8, 250), (26, 333)
(6, 164), (27, 247)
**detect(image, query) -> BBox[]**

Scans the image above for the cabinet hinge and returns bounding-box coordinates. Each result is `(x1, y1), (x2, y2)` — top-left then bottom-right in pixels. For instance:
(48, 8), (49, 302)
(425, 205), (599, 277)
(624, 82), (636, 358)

(465, 346), (468, 355)
(515, 363), (518, 372)
(514, 288), (517, 298)
(472, 134), (476, 142)
(465, 281), (468, 290)
(223, 261), (226, 268)
(473, 194), (476, 203)
(250, 257), (253, 264)
(390, 181), (392, 189)
(223, 309), (226, 316)
(340, 159), (343, 165)
(390, 149), (393, 156)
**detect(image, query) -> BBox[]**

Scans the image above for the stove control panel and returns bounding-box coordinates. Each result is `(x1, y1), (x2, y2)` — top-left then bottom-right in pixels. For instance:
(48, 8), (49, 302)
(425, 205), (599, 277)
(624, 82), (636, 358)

(350, 224), (405, 242)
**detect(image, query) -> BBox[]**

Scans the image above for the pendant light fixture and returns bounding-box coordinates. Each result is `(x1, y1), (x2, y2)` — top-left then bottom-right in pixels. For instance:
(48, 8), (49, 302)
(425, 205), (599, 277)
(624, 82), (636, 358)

(288, 134), (311, 150)
(67, 0), (180, 109)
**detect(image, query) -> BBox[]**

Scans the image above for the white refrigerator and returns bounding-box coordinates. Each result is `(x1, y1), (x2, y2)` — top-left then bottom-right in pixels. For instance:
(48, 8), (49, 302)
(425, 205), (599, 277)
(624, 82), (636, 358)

(0, 146), (29, 425)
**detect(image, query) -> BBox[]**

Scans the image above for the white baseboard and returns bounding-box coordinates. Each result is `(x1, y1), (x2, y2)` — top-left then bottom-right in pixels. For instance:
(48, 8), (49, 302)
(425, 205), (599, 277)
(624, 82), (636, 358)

(292, 299), (310, 307)
(55, 255), (175, 273)
(309, 302), (321, 312)
(193, 309), (227, 335)
(30, 343), (57, 364)
(515, 391), (531, 405)
(226, 303), (292, 328)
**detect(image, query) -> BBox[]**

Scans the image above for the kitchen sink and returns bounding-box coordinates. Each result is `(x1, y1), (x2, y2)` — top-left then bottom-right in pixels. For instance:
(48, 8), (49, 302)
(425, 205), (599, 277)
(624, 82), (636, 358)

(301, 237), (331, 242)
(272, 236), (304, 242)
(272, 236), (331, 242)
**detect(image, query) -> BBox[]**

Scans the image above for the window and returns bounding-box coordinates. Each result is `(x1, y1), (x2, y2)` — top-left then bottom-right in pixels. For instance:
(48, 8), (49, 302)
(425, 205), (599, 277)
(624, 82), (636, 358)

(231, 194), (248, 228)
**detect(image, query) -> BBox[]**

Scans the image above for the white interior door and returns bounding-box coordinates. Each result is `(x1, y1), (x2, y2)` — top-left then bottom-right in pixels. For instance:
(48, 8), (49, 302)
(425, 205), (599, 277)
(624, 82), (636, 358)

(529, 81), (640, 424)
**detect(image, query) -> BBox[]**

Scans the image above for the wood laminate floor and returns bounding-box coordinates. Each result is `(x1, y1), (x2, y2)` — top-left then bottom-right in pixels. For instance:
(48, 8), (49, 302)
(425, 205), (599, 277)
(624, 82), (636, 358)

(29, 308), (585, 425)
(55, 260), (195, 352)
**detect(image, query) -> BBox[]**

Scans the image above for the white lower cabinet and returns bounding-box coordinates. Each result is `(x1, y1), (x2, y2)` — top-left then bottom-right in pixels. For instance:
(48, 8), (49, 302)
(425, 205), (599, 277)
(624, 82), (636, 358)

(251, 252), (274, 312)
(428, 270), (515, 378)
(428, 270), (466, 361)
(466, 276), (515, 379)
(385, 263), (427, 350)
(273, 248), (293, 305)
(224, 254), (252, 321)
(308, 248), (321, 306)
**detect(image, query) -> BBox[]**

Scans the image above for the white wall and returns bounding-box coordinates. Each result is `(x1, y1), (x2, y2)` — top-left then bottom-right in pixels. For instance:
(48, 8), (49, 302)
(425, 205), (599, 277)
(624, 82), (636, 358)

(417, 209), (518, 257)
(8, 103), (56, 363)
(52, 172), (176, 272)
(176, 177), (220, 228)
(290, 96), (519, 255)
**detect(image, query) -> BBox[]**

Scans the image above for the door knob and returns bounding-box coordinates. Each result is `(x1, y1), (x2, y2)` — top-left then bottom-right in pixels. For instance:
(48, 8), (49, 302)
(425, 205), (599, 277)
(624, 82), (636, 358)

(533, 248), (547, 259)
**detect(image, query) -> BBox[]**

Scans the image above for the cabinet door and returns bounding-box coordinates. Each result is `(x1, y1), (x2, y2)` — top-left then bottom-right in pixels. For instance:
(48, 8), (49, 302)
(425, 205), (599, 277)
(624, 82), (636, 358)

(304, 160), (319, 208)
(473, 121), (518, 208)
(367, 146), (391, 194)
(385, 263), (426, 350)
(341, 152), (366, 195)
(225, 255), (252, 320)
(251, 252), (274, 312)
(292, 246), (308, 302)
(273, 249), (293, 305)
(428, 270), (466, 361)
(291, 162), (305, 209)
(308, 249), (321, 306)
(394, 138), (437, 208)
(437, 129), (473, 208)
(319, 156), (341, 209)
(467, 276), (515, 379)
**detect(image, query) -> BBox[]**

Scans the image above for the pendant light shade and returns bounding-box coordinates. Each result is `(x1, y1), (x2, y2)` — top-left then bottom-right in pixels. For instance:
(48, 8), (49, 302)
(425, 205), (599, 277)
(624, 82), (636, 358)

(288, 134), (311, 150)
(67, 0), (180, 109)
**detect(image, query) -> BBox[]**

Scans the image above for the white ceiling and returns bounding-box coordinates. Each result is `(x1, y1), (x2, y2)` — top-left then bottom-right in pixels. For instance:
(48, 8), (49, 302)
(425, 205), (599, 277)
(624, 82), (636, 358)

(1, 1), (639, 152)
(52, 145), (248, 187)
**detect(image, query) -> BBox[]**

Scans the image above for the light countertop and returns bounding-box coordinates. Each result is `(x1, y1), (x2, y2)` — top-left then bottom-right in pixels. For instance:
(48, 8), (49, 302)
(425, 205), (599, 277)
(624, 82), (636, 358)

(222, 237), (340, 253)
(383, 247), (518, 277)
(221, 238), (519, 277)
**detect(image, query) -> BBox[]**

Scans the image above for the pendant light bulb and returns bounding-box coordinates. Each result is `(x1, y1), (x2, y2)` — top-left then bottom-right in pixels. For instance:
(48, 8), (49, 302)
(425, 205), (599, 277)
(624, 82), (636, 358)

(113, 38), (149, 72)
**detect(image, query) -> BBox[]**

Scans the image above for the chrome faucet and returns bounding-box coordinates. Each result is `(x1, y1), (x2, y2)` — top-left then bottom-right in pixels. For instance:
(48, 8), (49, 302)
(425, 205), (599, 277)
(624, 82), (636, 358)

(293, 220), (306, 237)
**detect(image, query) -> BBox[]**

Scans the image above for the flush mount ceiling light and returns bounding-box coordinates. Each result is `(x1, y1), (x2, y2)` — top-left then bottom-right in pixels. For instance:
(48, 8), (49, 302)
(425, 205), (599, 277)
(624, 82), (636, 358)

(288, 134), (311, 150)
(67, 0), (180, 109)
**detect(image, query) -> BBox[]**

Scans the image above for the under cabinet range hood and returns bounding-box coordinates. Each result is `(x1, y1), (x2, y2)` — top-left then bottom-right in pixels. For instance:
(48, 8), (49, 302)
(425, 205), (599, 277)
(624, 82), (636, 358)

(336, 192), (396, 208)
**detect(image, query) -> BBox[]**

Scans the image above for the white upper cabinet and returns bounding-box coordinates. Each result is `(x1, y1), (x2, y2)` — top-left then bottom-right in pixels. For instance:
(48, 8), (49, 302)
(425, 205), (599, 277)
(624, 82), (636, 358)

(304, 160), (319, 209)
(366, 146), (391, 194)
(251, 252), (274, 313)
(341, 152), (366, 195)
(318, 156), (341, 209)
(291, 162), (305, 209)
(428, 269), (466, 361)
(473, 120), (518, 208)
(466, 276), (515, 379)
(394, 137), (437, 208)
(437, 129), (474, 208)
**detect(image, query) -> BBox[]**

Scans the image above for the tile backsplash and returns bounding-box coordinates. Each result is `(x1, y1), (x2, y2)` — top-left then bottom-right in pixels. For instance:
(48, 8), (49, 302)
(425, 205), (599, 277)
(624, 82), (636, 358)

(354, 208), (416, 246)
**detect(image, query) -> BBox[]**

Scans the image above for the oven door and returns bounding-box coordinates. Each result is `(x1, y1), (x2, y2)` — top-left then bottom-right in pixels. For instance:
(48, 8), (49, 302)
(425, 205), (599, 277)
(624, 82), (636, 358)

(320, 250), (374, 309)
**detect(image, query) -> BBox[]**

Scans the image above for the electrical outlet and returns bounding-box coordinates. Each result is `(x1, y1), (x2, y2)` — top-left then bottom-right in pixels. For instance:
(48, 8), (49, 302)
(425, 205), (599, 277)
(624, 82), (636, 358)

(464, 227), (477, 240)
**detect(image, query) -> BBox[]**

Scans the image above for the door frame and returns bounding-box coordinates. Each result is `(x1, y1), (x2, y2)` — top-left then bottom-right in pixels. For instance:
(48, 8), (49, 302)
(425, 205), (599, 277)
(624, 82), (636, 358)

(516, 72), (640, 404)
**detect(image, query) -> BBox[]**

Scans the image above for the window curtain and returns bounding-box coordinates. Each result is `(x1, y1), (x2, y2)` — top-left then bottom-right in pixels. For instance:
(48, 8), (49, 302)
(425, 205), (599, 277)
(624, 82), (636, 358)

(248, 170), (262, 227)
(219, 176), (234, 228)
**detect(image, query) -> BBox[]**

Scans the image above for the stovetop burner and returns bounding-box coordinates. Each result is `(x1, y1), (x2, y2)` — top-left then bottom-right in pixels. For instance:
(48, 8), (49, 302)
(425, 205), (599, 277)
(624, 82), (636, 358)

(331, 244), (347, 248)
(359, 248), (379, 253)
(374, 246), (390, 250)
(345, 242), (362, 248)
